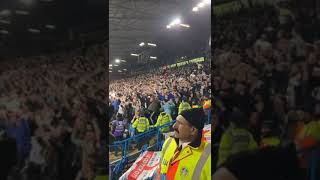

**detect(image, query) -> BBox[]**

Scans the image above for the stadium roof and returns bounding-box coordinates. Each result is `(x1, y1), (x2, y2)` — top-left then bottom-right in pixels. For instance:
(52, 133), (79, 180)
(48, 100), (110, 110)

(109, 0), (211, 70)
(0, 0), (107, 57)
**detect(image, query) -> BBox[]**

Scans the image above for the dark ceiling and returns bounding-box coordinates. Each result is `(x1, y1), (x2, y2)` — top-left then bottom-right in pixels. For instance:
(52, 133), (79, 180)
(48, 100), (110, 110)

(0, 0), (107, 57)
(109, 0), (211, 74)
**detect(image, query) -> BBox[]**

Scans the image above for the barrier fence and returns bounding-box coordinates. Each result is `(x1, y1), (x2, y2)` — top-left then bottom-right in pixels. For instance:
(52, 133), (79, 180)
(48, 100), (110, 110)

(109, 120), (176, 180)
(109, 112), (212, 179)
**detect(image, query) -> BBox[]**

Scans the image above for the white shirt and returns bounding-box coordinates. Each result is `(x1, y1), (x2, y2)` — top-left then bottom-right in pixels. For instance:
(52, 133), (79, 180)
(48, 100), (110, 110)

(179, 140), (192, 150)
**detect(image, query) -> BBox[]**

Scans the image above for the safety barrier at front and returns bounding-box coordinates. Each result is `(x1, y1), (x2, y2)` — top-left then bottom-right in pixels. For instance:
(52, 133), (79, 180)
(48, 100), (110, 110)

(109, 112), (211, 180)
(109, 120), (176, 180)
(110, 111), (211, 159)
(110, 120), (176, 158)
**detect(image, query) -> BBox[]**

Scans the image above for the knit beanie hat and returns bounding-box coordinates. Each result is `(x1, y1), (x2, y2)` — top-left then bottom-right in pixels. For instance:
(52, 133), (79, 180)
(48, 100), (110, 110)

(180, 108), (205, 130)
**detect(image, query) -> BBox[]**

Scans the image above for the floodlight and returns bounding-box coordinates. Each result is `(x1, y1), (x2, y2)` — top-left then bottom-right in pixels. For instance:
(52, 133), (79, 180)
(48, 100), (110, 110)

(115, 59), (120, 63)
(192, 7), (199, 12)
(131, 53), (139, 56)
(139, 42), (145, 47)
(147, 43), (157, 47)
(150, 56), (157, 59)
(180, 24), (190, 28)
(198, 2), (205, 7)
(172, 18), (181, 25)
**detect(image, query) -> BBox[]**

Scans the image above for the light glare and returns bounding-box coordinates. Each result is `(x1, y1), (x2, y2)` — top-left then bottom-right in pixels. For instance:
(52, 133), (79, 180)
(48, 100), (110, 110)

(198, 2), (205, 7)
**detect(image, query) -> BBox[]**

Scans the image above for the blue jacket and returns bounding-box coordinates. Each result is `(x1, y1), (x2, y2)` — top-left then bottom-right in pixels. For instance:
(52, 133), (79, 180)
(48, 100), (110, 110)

(162, 102), (175, 117)
(157, 91), (165, 101)
(112, 99), (120, 112)
(167, 93), (175, 101)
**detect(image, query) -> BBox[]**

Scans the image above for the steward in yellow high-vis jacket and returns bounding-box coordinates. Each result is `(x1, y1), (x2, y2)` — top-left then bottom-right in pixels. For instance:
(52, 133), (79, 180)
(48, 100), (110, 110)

(217, 110), (258, 167)
(159, 108), (211, 180)
(155, 112), (172, 133)
(178, 98), (191, 115)
(132, 112), (150, 133)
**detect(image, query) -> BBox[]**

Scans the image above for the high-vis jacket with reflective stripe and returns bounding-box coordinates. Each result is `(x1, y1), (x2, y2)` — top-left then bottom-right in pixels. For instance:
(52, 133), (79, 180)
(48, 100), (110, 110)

(132, 117), (150, 133)
(160, 137), (211, 180)
(178, 101), (191, 115)
(217, 127), (258, 167)
(155, 112), (172, 133)
(260, 137), (281, 148)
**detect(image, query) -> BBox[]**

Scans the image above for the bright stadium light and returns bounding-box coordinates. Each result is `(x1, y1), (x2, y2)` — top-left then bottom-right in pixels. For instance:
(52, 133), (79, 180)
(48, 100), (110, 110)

(115, 59), (121, 63)
(109, 71), (112, 73)
(180, 24), (190, 28)
(121, 60), (126, 62)
(131, 53), (139, 56)
(150, 56), (157, 59)
(204, 0), (211, 5)
(118, 70), (122, 72)
(139, 42), (145, 47)
(109, 64), (113, 67)
(192, 7), (199, 12)
(172, 18), (181, 25)
(167, 18), (183, 29)
(198, 2), (205, 8)
(123, 69), (127, 71)
(147, 43), (157, 47)
(114, 64), (119, 67)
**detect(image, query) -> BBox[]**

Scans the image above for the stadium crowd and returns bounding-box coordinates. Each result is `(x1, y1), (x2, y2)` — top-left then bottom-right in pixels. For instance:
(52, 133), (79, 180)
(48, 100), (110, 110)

(109, 60), (212, 147)
(0, 44), (107, 180)
(213, 1), (320, 180)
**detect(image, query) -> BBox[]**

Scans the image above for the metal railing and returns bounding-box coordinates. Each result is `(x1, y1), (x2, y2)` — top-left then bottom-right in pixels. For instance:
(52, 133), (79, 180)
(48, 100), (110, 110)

(109, 112), (212, 180)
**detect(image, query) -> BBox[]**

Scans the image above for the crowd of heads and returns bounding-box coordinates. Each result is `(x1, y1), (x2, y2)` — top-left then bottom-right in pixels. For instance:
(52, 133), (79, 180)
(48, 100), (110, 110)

(0, 44), (107, 180)
(109, 60), (211, 141)
(213, 1), (320, 175)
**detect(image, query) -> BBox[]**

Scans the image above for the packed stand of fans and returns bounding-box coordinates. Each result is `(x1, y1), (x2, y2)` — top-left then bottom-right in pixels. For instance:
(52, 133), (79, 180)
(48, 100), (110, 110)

(213, 1), (320, 179)
(109, 61), (212, 152)
(0, 44), (107, 180)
